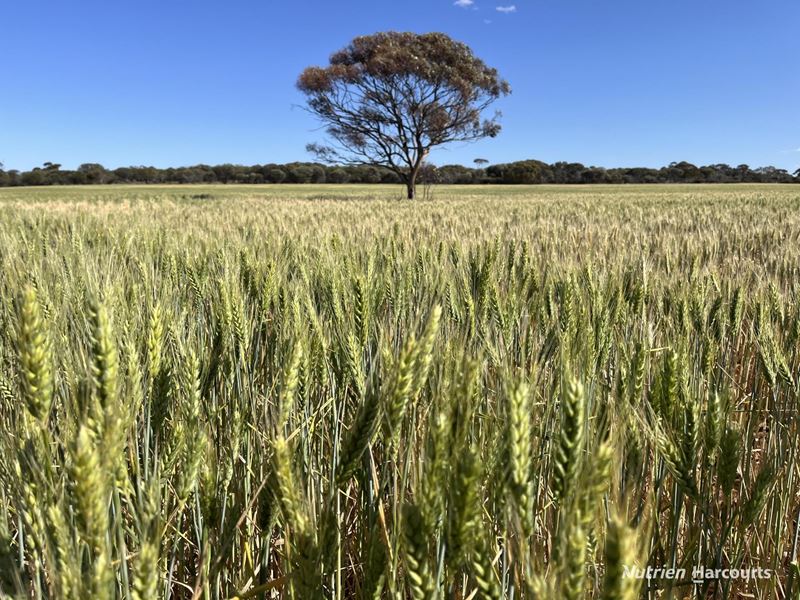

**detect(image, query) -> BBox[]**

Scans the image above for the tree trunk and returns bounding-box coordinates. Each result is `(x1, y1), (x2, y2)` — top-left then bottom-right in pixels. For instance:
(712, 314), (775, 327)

(406, 167), (420, 200)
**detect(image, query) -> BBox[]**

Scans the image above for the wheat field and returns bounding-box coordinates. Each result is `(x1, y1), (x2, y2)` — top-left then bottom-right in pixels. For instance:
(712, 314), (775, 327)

(0, 184), (798, 599)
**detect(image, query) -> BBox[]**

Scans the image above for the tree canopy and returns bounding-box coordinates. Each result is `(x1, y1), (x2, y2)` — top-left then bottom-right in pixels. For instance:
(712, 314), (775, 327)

(1, 160), (797, 188)
(297, 31), (510, 199)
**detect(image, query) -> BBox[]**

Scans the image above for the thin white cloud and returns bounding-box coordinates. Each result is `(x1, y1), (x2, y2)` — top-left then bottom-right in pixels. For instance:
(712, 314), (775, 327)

(779, 147), (800, 153)
(484, 18), (493, 24)
(496, 4), (517, 12)
(454, 0), (475, 7)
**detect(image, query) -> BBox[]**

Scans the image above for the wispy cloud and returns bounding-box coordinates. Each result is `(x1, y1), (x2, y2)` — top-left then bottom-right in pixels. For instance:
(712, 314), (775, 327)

(779, 147), (800, 153)
(484, 18), (493, 24)
(496, 4), (517, 12)
(454, 0), (475, 7)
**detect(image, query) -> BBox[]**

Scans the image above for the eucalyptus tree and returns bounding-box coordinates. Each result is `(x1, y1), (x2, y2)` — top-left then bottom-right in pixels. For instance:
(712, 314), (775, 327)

(298, 32), (510, 199)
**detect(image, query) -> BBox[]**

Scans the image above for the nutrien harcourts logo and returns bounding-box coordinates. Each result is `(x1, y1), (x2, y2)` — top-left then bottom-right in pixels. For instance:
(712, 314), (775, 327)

(623, 565), (774, 584)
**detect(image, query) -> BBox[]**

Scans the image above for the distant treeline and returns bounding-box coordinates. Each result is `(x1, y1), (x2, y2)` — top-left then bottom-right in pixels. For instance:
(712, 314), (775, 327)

(1, 160), (798, 186)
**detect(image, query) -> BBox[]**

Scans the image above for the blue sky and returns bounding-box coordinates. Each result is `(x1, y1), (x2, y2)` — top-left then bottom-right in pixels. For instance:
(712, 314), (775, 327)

(1, 0), (798, 172)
